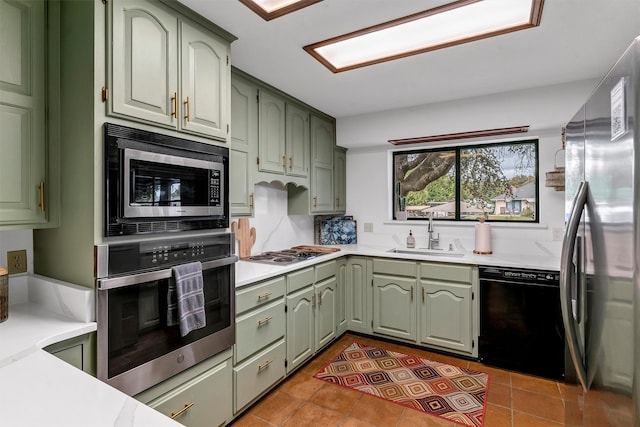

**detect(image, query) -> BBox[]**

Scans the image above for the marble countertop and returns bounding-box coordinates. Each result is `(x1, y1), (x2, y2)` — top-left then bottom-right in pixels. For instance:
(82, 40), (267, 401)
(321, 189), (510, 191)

(236, 243), (560, 287)
(0, 275), (182, 427)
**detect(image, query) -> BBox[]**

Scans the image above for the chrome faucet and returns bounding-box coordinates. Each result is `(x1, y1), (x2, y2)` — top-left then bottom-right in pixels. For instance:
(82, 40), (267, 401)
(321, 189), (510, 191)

(427, 212), (439, 249)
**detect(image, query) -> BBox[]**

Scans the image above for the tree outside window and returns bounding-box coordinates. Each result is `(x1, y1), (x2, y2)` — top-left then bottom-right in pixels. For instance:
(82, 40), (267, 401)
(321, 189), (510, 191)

(393, 140), (538, 222)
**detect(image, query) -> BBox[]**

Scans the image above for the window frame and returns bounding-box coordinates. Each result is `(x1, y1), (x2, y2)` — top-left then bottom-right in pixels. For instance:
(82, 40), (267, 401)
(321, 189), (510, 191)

(392, 138), (539, 223)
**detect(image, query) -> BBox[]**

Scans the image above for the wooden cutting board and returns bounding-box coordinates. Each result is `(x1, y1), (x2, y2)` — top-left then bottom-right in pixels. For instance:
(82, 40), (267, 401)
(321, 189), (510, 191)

(231, 218), (256, 258)
(291, 245), (341, 253)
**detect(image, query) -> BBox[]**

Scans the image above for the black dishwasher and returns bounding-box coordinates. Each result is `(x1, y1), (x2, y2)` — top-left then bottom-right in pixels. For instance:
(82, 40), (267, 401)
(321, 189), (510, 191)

(478, 266), (565, 380)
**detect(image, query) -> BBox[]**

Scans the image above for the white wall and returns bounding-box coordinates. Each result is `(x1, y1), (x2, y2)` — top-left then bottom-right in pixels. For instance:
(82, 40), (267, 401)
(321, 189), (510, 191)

(337, 79), (600, 257)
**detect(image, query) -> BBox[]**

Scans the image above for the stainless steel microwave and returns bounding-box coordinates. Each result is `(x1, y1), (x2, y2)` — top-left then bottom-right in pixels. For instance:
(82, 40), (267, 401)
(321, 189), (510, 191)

(105, 123), (229, 236)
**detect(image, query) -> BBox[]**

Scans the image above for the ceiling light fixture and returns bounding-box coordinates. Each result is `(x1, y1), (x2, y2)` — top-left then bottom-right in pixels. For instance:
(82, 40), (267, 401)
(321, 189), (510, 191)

(304, 0), (544, 73)
(239, 0), (322, 21)
(388, 126), (530, 145)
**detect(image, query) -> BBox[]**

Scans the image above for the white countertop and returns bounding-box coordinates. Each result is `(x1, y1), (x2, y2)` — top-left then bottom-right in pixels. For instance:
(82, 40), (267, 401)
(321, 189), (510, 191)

(0, 275), (182, 427)
(235, 243), (560, 287)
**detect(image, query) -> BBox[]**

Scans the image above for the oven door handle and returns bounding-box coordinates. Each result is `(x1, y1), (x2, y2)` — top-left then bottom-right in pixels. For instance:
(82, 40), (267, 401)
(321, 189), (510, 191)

(97, 255), (238, 290)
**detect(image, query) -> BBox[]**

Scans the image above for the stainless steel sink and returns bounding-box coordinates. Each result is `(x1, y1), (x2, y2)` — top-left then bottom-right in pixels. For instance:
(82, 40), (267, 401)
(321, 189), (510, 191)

(387, 247), (466, 257)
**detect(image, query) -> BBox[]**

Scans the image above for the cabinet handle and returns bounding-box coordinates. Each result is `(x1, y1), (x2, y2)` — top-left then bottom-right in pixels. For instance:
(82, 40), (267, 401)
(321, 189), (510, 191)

(289, 157), (293, 171)
(336, 197), (340, 208)
(422, 287), (425, 303)
(410, 286), (414, 302)
(312, 294), (316, 309)
(313, 196), (317, 208)
(282, 155), (287, 168)
(317, 291), (322, 306)
(38, 181), (45, 213)
(170, 403), (195, 419)
(184, 96), (191, 121)
(258, 359), (272, 372)
(257, 316), (272, 326)
(171, 92), (177, 119)
(249, 192), (254, 209)
(257, 291), (271, 300)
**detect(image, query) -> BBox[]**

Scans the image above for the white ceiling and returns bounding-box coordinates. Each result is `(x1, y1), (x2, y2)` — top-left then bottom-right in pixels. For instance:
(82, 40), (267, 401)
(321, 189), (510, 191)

(178, 0), (640, 119)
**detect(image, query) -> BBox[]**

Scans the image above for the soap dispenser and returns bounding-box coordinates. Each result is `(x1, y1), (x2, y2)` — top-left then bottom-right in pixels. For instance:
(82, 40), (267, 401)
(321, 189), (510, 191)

(406, 230), (415, 248)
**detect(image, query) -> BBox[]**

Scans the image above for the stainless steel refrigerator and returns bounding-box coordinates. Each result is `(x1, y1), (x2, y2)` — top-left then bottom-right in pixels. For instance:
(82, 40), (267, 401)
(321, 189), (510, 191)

(562, 36), (639, 426)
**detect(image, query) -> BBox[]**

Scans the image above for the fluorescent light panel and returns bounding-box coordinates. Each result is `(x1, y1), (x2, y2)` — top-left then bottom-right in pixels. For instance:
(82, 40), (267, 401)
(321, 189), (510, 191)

(239, 0), (322, 21)
(305, 0), (544, 72)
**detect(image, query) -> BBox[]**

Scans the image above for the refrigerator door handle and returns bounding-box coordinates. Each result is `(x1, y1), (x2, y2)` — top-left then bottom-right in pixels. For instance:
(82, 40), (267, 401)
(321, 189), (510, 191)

(560, 180), (588, 392)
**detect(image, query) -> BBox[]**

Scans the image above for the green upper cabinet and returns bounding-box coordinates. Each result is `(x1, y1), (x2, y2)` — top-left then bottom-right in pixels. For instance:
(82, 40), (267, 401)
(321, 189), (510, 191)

(309, 114), (335, 213)
(334, 146), (347, 214)
(258, 89), (309, 182)
(230, 75), (258, 216)
(258, 89), (286, 174)
(109, 0), (230, 142)
(0, 0), (58, 228)
(285, 102), (309, 178)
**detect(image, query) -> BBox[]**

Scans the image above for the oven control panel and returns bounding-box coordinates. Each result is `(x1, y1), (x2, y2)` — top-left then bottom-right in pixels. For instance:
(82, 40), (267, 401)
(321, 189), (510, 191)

(99, 233), (234, 277)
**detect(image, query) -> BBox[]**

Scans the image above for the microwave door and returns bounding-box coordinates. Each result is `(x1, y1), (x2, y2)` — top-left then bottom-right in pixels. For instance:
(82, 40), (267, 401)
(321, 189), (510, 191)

(123, 148), (222, 218)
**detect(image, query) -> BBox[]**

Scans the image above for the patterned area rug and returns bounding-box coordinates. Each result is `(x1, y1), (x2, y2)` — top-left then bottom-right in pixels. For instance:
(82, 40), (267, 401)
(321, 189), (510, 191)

(314, 342), (489, 427)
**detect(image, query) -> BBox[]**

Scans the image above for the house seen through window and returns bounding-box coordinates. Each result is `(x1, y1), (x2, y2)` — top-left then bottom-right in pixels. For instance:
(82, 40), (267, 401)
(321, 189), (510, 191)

(393, 139), (539, 222)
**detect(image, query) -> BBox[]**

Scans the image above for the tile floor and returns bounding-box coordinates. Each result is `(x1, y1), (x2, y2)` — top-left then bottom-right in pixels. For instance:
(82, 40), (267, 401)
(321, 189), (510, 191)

(231, 333), (567, 427)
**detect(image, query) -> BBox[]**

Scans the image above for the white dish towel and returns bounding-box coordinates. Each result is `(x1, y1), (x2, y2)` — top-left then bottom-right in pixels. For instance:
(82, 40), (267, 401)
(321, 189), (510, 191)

(168, 261), (206, 337)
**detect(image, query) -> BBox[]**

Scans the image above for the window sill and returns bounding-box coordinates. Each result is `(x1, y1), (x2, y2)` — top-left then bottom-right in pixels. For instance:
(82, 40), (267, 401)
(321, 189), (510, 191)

(384, 220), (549, 230)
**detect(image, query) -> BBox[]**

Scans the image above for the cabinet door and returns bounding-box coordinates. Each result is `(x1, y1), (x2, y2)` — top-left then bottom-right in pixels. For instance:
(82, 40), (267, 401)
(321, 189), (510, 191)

(258, 89), (286, 174)
(286, 287), (314, 373)
(285, 103), (309, 178)
(111, 0), (178, 127)
(334, 146), (347, 213)
(0, 0), (47, 226)
(372, 274), (417, 341)
(230, 77), (257, 216)
(346, 257), (371, 334)
(150, 355), (232, 427)
(180, 20), (229, 140)
(310, 115), (334, 213)
(44, 333), (96, 375)
(315, 277), (336, 351)
(420, 280), (472, 354)
(336, 259), (348, 335)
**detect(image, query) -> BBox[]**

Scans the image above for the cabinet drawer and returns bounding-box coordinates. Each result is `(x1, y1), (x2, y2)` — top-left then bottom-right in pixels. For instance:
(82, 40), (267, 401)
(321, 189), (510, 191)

(147, 354), (232, 427)
(234, 340), (286, 413)
(373, 258), (416, 277)
(235, 300), (285, 362)
(420, 262), (472, 283)
(236, 276), (286, 314)
(287, 267), (314, 293)
(315, 260), (336, 282)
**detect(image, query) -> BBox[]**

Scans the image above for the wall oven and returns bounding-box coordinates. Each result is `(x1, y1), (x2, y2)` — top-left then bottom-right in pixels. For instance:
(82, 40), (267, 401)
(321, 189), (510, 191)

(105, 123), (229, 237)
(95, 233), (237, 396)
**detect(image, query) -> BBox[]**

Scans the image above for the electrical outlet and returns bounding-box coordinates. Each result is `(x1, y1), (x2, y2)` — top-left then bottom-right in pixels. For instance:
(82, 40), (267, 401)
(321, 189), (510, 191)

(552, 228), (564, 241)
(7, 250), (27, 274)
(363, 223), (373, 232)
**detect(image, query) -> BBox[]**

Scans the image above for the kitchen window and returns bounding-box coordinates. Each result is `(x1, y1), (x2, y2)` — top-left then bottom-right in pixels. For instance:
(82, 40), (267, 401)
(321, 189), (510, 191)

(393, 139), (539, 222)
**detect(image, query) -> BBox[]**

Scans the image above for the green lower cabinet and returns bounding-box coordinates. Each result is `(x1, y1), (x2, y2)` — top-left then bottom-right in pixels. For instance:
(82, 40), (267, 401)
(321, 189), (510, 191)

(346, 256), (372, 334)
(372, 274), (417, 341)
(315, 276), (336, 351)
(136, 349), (233, 427)
(44, 333), (96, 375)
(335, 258), (348, 335)
(285, 286), (315, 373)
(419, 280), (473, 353)
(233, 340), (286, 413)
